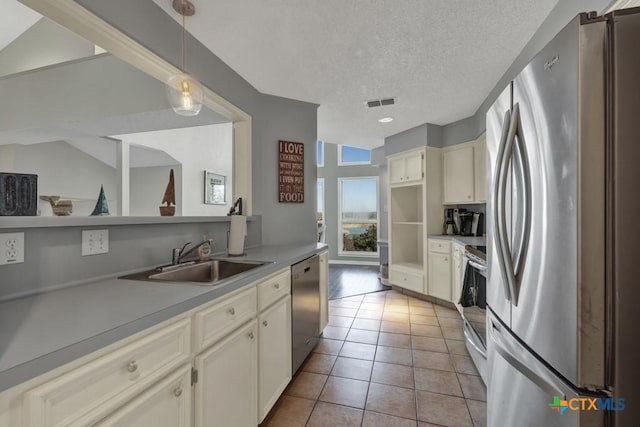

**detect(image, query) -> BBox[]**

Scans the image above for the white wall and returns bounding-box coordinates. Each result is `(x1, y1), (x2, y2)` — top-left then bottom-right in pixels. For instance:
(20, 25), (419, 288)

(0, 141), (118, 216)
(116, 123), (233, 216)
(130, 165), (183, 216)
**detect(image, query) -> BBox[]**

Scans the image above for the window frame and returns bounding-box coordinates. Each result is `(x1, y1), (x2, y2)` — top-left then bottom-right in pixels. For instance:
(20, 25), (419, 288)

(337, 176), (379, 257)
(317, 140), (324, 167)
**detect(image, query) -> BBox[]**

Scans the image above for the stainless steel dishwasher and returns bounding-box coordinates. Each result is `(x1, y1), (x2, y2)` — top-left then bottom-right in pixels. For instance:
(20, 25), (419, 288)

(291, 254), (320, 373)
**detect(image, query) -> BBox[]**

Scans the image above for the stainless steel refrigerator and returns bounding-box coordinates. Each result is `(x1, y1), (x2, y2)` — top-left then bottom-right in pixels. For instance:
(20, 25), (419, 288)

(486, 8), (640, 427)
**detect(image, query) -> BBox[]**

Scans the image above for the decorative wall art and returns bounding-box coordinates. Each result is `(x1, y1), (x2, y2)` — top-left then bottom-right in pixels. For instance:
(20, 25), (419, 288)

(0, 173), (38, 216)
(160, 168), (176, 216)
(278, 140), (304, 203)
(204, 171), (226, 205)
(90, 185), (110, 216)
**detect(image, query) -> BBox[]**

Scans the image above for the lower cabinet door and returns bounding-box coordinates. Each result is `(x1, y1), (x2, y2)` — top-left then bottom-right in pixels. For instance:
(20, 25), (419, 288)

(319, 251), (329, 332)
(194, 320), (258, 427)
(258, 295), (292, 422)
(95, 365), (191, 427)
(429, 253), (452, 301)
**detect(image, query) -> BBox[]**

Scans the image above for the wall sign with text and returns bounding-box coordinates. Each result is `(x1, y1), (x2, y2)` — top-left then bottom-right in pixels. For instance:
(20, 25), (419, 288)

(278, 140), (304, 203)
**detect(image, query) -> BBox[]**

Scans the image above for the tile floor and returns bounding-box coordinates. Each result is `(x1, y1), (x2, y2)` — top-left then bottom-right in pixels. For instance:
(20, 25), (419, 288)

(265, 290), (486, 427)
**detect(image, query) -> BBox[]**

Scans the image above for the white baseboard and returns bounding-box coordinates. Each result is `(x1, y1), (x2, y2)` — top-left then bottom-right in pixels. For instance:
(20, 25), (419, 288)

(328, 260), (379, 266)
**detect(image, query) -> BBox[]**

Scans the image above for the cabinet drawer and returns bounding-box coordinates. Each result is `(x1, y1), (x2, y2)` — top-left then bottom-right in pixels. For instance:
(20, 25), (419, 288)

(429, 240), (451, 254)
(24, 318), (191, 427)
(194, 287), (257, 353)
(257, 269), (291, 311)
(389, 267), (424, 293)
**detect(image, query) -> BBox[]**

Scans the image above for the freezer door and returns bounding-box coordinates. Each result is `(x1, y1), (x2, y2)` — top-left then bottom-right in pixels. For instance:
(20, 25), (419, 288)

(509, 16), (606, 387)
(487, 310), (604, 427)
(485, 84), (512, 325)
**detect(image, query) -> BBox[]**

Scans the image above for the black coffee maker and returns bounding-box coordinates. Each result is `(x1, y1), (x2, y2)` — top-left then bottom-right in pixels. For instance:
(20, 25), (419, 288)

(460, 212), (484, 236)
(442, 208), (458, 235)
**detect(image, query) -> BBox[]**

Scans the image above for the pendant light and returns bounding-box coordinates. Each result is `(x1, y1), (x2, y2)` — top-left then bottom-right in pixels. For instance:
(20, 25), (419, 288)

(166, 0), (203, 116)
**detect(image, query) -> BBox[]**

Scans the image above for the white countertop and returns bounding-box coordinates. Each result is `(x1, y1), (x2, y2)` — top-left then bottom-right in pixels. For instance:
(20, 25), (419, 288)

(0, 243), (327, 392)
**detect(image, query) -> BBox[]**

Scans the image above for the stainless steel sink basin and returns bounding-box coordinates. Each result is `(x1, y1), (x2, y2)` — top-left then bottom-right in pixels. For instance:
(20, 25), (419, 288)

(121, 259), (269, 286)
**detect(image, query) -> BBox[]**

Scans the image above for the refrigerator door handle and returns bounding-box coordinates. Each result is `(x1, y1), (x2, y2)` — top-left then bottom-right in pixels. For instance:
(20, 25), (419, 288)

(489, 317), (567, 397)
(497, 106), (519, 305)
(512, 103), (533, 294)
(492, 109), (513, 302)
(463, 320), (487, 358)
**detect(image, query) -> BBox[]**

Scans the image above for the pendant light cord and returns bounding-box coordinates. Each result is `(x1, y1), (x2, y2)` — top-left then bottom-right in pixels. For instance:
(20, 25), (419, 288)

(181, 0), (186, 72)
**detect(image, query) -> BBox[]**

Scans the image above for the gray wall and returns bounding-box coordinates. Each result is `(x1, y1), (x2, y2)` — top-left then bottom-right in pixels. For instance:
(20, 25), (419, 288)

(0, 18), (94, 78)
(440, 0), (614, 146)
(0, 219), (261, 301)
(76, 0), (319, 247)
(318, 143), (380, 263)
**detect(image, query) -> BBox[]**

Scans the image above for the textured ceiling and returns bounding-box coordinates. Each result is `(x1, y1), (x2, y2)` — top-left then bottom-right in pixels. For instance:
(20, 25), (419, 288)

(155, 1), (559, 147)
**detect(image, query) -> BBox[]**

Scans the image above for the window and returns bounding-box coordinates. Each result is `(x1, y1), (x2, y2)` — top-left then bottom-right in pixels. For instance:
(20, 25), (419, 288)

(338, 145), (371, 165)
(317, 140), (324, 167)
(317, 179), (325, 243)
(338, 177), (378, 255)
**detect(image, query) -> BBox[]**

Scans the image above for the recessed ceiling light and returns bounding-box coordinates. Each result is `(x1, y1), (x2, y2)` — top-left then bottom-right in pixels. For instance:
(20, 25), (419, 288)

(378, 117), (393, 123)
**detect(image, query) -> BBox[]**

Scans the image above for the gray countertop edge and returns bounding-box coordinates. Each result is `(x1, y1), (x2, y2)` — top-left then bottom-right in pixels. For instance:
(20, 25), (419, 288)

(427, 234), (487, 246)
(0, 243), (327, 393)
(0, 215), (257, 230)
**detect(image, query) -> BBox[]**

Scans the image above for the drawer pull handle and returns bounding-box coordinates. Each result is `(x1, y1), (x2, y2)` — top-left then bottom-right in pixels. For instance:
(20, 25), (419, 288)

(263, 320), (268, 327)
(248, 331), (255, 340)
(127, 361), (138, 373)
(228, 307), (236, 316)
(173, 387), (183, 397)
(403, 278), (407, 281)
(274, 283), (280, 289)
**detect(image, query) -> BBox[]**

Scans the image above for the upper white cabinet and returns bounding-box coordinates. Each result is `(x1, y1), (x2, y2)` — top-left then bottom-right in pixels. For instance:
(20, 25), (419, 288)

(442, 132), (486, 204)
(443, 145), (475, 204)
(389, 149), (424, 185)
(474, 133), (487, 202)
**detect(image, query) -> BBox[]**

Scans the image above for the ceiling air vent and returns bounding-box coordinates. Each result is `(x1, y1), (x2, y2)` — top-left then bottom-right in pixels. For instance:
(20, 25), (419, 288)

(365, 97), (396, 108)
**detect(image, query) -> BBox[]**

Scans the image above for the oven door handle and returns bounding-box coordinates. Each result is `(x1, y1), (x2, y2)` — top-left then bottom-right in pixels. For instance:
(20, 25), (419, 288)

(466, 259), (486, 272)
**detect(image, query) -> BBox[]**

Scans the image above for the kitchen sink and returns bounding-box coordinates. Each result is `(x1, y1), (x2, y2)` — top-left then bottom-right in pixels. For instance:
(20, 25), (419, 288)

(120, 259), (269, 286)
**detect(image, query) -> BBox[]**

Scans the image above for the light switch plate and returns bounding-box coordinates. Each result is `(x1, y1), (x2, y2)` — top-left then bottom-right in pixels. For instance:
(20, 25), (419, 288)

(82, 229), (109, 256)
(0, 232), (25, 265)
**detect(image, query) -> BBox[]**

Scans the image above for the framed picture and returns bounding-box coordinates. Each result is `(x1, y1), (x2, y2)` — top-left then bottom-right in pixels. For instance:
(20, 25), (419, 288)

(204, 171), (226, 205)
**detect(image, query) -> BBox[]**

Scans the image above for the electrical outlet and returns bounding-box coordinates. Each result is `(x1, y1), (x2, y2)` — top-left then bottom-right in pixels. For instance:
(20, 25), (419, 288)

(0, 232), (25, 265)
(82, 229), (109, 256)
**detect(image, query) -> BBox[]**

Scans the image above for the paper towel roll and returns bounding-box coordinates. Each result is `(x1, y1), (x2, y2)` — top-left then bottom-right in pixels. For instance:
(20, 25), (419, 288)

(228, 215), (247, 255)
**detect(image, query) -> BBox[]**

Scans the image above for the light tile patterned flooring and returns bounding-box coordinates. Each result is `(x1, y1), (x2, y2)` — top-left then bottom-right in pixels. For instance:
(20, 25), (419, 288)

(265, 290), (486, 427)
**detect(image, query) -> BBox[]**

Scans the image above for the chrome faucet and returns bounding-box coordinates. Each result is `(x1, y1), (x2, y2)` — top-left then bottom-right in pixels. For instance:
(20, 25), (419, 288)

(172, 238), (214, 265)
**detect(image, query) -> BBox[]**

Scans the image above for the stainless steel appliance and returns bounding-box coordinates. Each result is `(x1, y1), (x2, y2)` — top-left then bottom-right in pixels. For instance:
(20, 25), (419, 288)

(291, 255), (320, 373)
(486, 9), (640, 426)
(460, 245), (487, 383)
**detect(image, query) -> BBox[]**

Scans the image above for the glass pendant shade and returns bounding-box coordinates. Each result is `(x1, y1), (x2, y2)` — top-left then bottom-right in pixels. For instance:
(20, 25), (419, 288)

(166, 73), (203, 116)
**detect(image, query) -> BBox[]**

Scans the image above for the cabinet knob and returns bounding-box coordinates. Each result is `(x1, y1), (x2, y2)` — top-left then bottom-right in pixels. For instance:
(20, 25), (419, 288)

(403, 277), (407, 281)
(400, 177), (403, 181)
(173, 386), (183, 397)
(444, 257), (448, 261)
(263, 320), (268, 327)
(467, 195), (471, 199)
(274, 283), (280, 289)
(228, 307), (235, 316)
(248, 331), (255, 340)
(127, 361), (138, 373)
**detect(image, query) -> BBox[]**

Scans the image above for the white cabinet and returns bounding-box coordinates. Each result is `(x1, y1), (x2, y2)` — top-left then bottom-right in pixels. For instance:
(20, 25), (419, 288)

(474, 133), (487, 202)
(452, 242), (465, 312)
(388, 149), (424, 185)
(95, 365), (191, 427)
(443, 145), (474, 204)
(194, 320), (258, 427)
(258, 295), (292, 422)
(388, 147), (442, 296)
(24, 318), (191, 427)
(428, 239), (451, 301)
(319, 250), (329, 332)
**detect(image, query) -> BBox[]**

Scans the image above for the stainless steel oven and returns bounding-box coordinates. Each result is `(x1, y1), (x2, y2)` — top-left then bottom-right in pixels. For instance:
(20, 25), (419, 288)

(460, 246), (487, 383)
